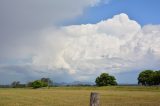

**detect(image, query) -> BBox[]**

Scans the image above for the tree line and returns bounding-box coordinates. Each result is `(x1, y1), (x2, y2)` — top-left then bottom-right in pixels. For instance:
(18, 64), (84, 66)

(11, 78), (53, 89)
(1, 69), (160, 88)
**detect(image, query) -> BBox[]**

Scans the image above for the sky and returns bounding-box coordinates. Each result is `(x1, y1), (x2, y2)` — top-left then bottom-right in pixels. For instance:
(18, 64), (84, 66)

(0, 0), (160, 84)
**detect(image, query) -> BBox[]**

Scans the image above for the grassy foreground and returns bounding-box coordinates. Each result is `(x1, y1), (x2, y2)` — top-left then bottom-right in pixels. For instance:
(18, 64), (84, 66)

(0, 86), (160, 106)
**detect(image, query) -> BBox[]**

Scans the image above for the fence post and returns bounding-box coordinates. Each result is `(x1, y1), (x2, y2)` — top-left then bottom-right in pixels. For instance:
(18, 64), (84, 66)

(90, 92), (100, 106)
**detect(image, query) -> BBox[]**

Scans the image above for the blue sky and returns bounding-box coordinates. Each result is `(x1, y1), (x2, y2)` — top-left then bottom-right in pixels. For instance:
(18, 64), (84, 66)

(0, 0), (160, 84)
(66, 0), (160, 26)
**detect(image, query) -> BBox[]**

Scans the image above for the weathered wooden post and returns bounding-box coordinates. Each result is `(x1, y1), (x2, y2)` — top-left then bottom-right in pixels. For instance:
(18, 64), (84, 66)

(90, 92), (100, 106)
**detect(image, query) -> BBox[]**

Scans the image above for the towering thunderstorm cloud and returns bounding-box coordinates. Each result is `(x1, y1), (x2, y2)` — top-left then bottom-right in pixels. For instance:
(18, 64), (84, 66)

(0, 13), (160, 83)
(32, 13), (160, 80)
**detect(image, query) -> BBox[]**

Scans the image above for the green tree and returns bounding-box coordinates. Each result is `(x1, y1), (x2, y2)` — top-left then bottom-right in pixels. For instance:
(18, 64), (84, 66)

(27, 82), (33, 87)
(152, 70), (160, 85)
(95, 73), (117, 86)
(31, 80), (44, 89)
(30, 78), (53, 89)
(11, 81), (20, 88)
(40, 78), (53, 87)
(138, 70), (160, 86)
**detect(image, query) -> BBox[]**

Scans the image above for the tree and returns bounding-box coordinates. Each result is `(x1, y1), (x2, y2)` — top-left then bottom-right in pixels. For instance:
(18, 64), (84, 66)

(138, 70), (160, 86)
(40, 78), (53, 87)
(152, 70), (160, 85)
(11, 81), (20, 88)
(27, 82), (33, 87)
(31, 80), (44, 89)
(30, 78), (53, 89)
(138, 70), (154, 86)
(95, 73), (117, 86)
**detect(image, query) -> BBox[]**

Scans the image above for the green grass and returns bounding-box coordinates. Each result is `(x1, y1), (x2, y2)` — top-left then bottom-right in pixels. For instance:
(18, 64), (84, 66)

(0, 86), (160, 106)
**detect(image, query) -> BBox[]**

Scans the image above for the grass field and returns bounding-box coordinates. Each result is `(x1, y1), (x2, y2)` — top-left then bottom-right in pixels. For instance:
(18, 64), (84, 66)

(0, 86), (160, 106)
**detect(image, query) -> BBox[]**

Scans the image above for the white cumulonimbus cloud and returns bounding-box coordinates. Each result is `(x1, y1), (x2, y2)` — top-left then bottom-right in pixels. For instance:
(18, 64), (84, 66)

(32, 13), (160, 81)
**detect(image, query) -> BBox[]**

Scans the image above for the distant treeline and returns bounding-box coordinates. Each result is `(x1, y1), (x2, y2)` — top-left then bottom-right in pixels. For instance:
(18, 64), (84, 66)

(0, 78), (53, 88)
(0, 85), (12, 88)
(0, 69), (160, 88)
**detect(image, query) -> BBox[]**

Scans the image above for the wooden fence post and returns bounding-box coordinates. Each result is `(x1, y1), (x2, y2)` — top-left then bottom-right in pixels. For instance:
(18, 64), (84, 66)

(90, 92), (100, 106)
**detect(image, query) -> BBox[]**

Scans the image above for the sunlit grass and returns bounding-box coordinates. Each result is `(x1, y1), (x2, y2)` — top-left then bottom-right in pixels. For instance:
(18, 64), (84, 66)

(0, 86), (160, 106)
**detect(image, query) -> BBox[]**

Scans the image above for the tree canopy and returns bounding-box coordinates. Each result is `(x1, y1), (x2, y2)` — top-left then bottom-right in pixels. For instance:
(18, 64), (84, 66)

(138, 70), (160, 86)
(11, 81), (20, 88)
(11, 81), (26, 88)
(28, 78), (53, 89)
(40, 78), (53, 87)
(95, 73), (117, 86)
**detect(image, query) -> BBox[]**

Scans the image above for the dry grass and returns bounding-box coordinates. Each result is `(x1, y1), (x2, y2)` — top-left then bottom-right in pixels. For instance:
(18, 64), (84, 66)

(0, 86), (160, 106)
